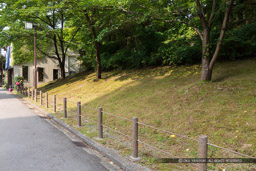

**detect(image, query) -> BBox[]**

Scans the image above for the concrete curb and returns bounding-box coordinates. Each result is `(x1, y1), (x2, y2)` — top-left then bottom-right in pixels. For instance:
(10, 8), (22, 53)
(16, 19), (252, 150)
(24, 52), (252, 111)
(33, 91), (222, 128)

(15, 93), (150, 171)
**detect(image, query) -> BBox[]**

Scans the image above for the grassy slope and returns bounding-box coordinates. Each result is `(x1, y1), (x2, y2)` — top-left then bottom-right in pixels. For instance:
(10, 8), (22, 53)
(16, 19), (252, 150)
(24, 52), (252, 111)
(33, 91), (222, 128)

(37, 59), (256, 170)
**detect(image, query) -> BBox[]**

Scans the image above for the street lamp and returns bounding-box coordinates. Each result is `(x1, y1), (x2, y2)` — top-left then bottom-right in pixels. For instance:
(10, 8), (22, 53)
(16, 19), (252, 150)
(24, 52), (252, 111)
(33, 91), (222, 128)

(25, 22), (37, 89)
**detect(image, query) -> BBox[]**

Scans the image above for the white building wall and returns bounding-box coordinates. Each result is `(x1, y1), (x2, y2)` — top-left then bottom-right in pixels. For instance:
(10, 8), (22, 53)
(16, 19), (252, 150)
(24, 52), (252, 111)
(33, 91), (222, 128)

(14, 56), (80, 88)
(14, 58), (59, 88)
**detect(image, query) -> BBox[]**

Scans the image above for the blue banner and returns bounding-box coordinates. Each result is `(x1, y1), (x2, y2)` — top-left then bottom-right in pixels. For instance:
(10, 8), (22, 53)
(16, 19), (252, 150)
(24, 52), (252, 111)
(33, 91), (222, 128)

(5, 46), (10, 69)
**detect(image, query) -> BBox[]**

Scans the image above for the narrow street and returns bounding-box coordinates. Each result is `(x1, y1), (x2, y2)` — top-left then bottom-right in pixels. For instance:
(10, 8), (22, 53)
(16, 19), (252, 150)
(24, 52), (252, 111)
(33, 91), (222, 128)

(0, 88), (118, 171)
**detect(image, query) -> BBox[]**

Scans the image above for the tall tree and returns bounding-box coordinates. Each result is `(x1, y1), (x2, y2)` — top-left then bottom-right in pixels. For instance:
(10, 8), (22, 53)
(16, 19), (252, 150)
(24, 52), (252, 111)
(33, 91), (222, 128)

(0, 0), (80, 79)
(64, 0), (127, 79)
(83, 9), (102, 79)
(168, 0), (235, 81)
(195, 0), (235, 81)
(125, 0), (235, 81)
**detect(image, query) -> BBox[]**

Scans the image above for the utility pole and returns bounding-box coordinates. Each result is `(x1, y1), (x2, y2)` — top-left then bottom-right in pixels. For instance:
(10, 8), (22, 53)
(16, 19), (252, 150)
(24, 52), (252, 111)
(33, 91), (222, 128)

(1, 55), (3, 87)
(34, 26), (37, 89)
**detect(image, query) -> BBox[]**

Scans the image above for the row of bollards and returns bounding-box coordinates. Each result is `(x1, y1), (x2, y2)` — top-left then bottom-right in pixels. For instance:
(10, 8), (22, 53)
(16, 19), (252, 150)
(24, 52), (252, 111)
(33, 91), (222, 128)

(47, 94), (209, 170)
(51, 95), (140, 160)
(24, 88), (47, 108)
(24, 90), (208, 171)
(96, 107), (139, 159)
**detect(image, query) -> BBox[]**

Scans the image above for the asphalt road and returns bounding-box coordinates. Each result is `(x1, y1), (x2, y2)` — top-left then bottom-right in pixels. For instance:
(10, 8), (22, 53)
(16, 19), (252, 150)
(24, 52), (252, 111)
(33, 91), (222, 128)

(0, 88), (119, 171)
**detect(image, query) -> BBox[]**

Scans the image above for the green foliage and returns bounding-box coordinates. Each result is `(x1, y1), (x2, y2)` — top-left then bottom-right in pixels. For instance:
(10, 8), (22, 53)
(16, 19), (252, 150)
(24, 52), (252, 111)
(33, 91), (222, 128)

(219, 23), (256, 60)
(12, 40), (34, 65)
(0, 0), (256, 77)
(3, 80), (8, 89)
(154, 39), (201, 65)
(0, 56), (5, 68)
(99, 22), (203, 69)
(100, 25), (165, 69)
(95, 21), (256, 70)
(78, 52), (95, 71)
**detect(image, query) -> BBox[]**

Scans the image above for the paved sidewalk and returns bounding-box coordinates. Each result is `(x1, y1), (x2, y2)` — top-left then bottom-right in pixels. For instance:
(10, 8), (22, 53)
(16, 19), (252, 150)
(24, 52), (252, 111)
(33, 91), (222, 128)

(0, 88), (118, 171)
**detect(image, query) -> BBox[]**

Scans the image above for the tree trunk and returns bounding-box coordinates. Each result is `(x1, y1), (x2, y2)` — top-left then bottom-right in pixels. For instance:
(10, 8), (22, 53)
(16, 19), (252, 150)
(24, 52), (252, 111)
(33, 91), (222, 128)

(91, 23), (102, 79)
(60, 62), (65, 79)
(196, 0), (234, 81)
(95, 41), (101, 79)
(201, 29), (212, 81)
(84, 11), (102, 79)
(209, 0), (234, 71)
(201, 57), (212, 81)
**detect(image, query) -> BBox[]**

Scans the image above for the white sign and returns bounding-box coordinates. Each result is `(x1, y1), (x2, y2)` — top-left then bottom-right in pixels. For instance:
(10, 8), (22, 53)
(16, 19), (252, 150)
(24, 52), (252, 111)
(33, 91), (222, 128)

(25, 22), (33, 30)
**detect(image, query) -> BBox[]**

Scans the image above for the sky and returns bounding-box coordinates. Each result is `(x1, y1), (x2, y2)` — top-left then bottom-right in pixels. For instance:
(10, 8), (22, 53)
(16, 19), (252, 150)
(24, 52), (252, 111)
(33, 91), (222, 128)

(0, 48), (7, 57)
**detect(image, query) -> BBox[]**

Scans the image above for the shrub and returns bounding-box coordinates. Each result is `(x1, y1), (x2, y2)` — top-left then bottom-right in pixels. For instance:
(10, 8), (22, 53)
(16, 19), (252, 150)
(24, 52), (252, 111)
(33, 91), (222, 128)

(215, 23), (256, 60)
(14, 76), (24, 90)
(3, 80), (7, 89)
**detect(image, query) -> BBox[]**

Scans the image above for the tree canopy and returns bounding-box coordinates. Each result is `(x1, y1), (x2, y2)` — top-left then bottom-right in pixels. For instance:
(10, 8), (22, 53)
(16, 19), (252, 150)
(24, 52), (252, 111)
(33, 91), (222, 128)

(0, 0), (255, 80)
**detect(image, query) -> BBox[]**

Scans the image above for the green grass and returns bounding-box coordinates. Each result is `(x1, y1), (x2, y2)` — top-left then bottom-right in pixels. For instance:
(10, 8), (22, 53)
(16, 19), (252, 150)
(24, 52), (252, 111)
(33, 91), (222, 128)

(24, 59), (256, 170)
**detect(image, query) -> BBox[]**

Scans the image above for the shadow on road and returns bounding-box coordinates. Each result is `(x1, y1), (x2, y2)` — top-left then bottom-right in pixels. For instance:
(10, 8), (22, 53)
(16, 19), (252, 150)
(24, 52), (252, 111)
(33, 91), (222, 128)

(0, 88), (17, 100)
